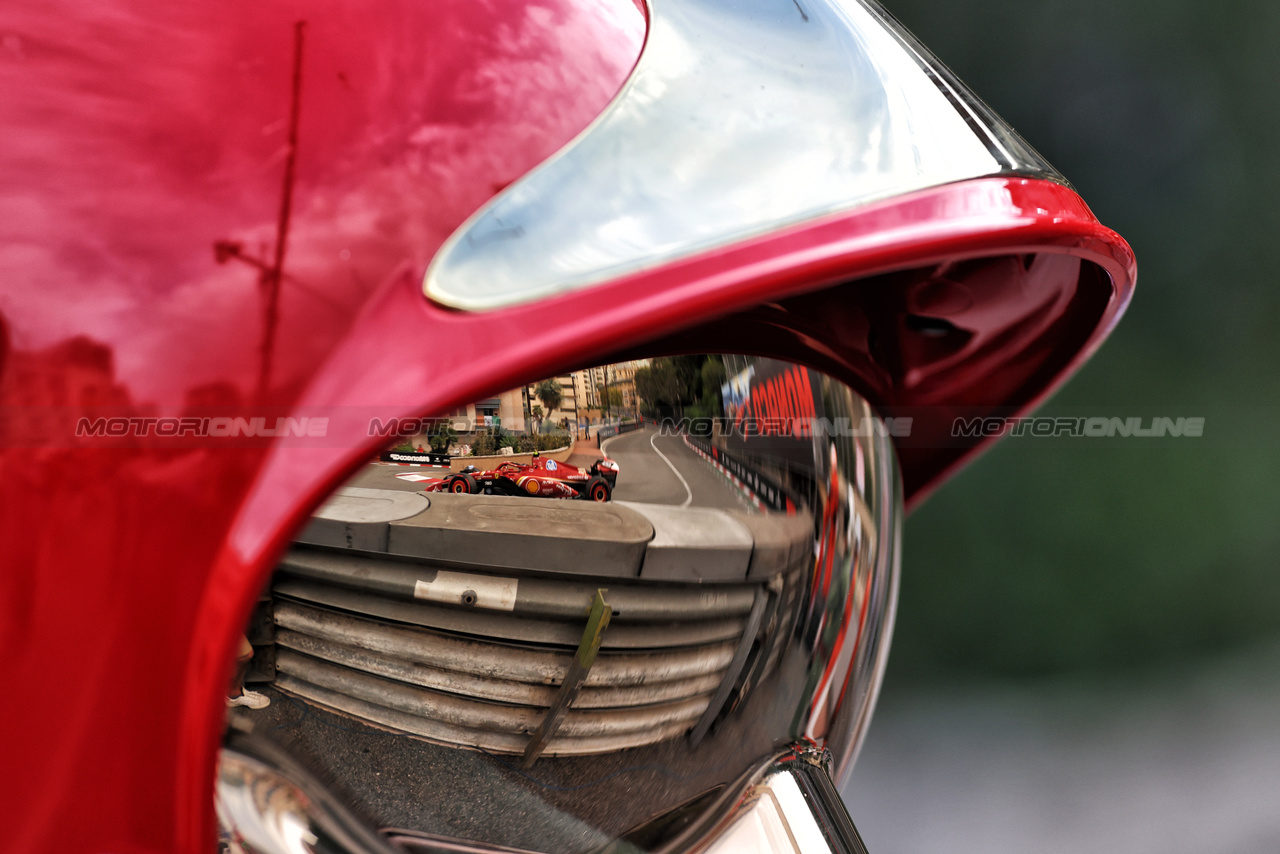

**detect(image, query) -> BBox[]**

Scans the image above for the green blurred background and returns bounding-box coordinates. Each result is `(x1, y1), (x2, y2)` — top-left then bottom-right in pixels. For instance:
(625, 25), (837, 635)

(882, 0), (1280, 683)
(840, 6), (1280, 850)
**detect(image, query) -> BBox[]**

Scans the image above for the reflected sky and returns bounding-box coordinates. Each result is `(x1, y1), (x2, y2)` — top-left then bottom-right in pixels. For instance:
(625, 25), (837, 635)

(0, 0), (643, 405)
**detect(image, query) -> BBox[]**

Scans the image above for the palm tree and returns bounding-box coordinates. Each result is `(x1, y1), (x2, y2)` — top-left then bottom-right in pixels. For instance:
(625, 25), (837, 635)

(534, 379), (562, 417)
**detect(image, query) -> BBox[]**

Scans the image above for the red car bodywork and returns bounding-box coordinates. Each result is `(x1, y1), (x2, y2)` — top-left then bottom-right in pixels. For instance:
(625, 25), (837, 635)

(420, 457), (619, 500)
(0, 1), (645, 849)
(0, 2), (1134, 853)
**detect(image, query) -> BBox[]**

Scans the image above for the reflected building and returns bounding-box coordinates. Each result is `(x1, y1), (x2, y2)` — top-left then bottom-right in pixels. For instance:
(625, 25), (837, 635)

(0, 334), (134, 447)
(526, 374), (580, 432)
(580, 360), (646, 416)
(392, 364), (646, 448)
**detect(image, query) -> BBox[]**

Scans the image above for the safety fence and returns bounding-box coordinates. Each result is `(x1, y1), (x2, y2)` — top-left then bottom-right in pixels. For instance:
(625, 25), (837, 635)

(683, 435), (802, 514)
(595, 419), (640, 442)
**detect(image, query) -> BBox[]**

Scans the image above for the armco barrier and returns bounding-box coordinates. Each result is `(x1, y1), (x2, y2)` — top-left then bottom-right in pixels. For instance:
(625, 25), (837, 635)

(596, 420), (640, 442)
(683, 435), (802, 513)
(448, 441), (574, 471)
(280, 488), (814, 755)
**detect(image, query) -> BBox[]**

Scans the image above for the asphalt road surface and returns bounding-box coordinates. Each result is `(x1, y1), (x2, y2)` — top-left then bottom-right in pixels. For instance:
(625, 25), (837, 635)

(346, 462), (452, 493)
(601, 426), (754, 511)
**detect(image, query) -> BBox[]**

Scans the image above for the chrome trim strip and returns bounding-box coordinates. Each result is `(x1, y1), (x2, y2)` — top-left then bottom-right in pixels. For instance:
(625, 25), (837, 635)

(425, 0), (1059, 311)
(653, 745), (870, 854)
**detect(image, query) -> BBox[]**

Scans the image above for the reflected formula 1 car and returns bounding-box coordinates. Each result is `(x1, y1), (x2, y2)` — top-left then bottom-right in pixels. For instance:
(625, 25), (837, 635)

(422, 456), (619, 501)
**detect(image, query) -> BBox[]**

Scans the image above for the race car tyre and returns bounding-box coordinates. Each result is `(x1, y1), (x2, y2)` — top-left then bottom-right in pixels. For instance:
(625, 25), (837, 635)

(448, 474), (477, 494)
(584, 475), (612, 502)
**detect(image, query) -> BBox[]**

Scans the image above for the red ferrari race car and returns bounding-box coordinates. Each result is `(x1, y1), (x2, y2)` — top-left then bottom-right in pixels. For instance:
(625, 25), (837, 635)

(422, 456), (620, 501)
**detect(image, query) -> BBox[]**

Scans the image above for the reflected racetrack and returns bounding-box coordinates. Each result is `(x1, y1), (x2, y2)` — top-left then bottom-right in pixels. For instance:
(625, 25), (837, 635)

(602, 426), (753, 511)
(254, 424), (787, 847)
(350, 426), (756, 512)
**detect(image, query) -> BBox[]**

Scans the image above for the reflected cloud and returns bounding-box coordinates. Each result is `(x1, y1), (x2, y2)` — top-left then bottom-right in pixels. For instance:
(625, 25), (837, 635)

(1, 0), (643, 405)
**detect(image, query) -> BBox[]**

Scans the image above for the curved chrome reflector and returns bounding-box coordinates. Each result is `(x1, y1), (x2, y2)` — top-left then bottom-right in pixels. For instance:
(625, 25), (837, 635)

(217, 723), (397, 854)
(227, 354), (901, 852)
(219, 734), (868, 854)
(695, 748), (870, 854)
(425, 0), (1060, 311)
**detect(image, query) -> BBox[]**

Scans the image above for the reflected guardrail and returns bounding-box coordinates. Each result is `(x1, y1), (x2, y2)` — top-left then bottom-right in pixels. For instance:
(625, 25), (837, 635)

(683, 435), (802, 514)
(595, 419), (639, 441)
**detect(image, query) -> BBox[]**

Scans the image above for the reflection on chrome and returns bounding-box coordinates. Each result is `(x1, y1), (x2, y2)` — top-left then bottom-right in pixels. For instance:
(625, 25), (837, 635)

(217, 722), (396, 854)
(679, 746), (869, 854)
(425, 0), (1059, 310)
(222, 356), (899, 853)
(218, 731), (867, 854)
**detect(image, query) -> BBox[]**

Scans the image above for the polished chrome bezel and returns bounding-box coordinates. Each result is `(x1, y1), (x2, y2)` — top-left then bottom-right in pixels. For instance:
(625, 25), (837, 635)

(424, 0), (1061, 311)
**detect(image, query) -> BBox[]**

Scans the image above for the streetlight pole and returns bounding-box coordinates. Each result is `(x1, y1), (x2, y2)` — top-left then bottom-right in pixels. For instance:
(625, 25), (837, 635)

(603, 364), (611, 425)
(256, 20), (306, 404)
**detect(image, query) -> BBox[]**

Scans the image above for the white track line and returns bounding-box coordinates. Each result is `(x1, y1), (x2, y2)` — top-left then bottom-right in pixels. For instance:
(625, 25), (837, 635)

(650, 431), (693, 507)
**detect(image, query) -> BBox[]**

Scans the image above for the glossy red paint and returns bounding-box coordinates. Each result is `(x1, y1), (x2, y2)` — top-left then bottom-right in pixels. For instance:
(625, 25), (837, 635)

(0, 0), (644, 850)
(0, 0), (645, 406)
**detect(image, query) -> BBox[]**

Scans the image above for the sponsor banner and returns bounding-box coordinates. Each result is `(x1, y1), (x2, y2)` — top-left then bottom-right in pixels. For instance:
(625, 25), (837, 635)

(380, 451), (452, 465)
(720, 357), (825, 470)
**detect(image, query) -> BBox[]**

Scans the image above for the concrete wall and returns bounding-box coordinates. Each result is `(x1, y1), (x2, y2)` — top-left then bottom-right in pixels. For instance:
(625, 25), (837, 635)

(446, 439), (575, 472)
